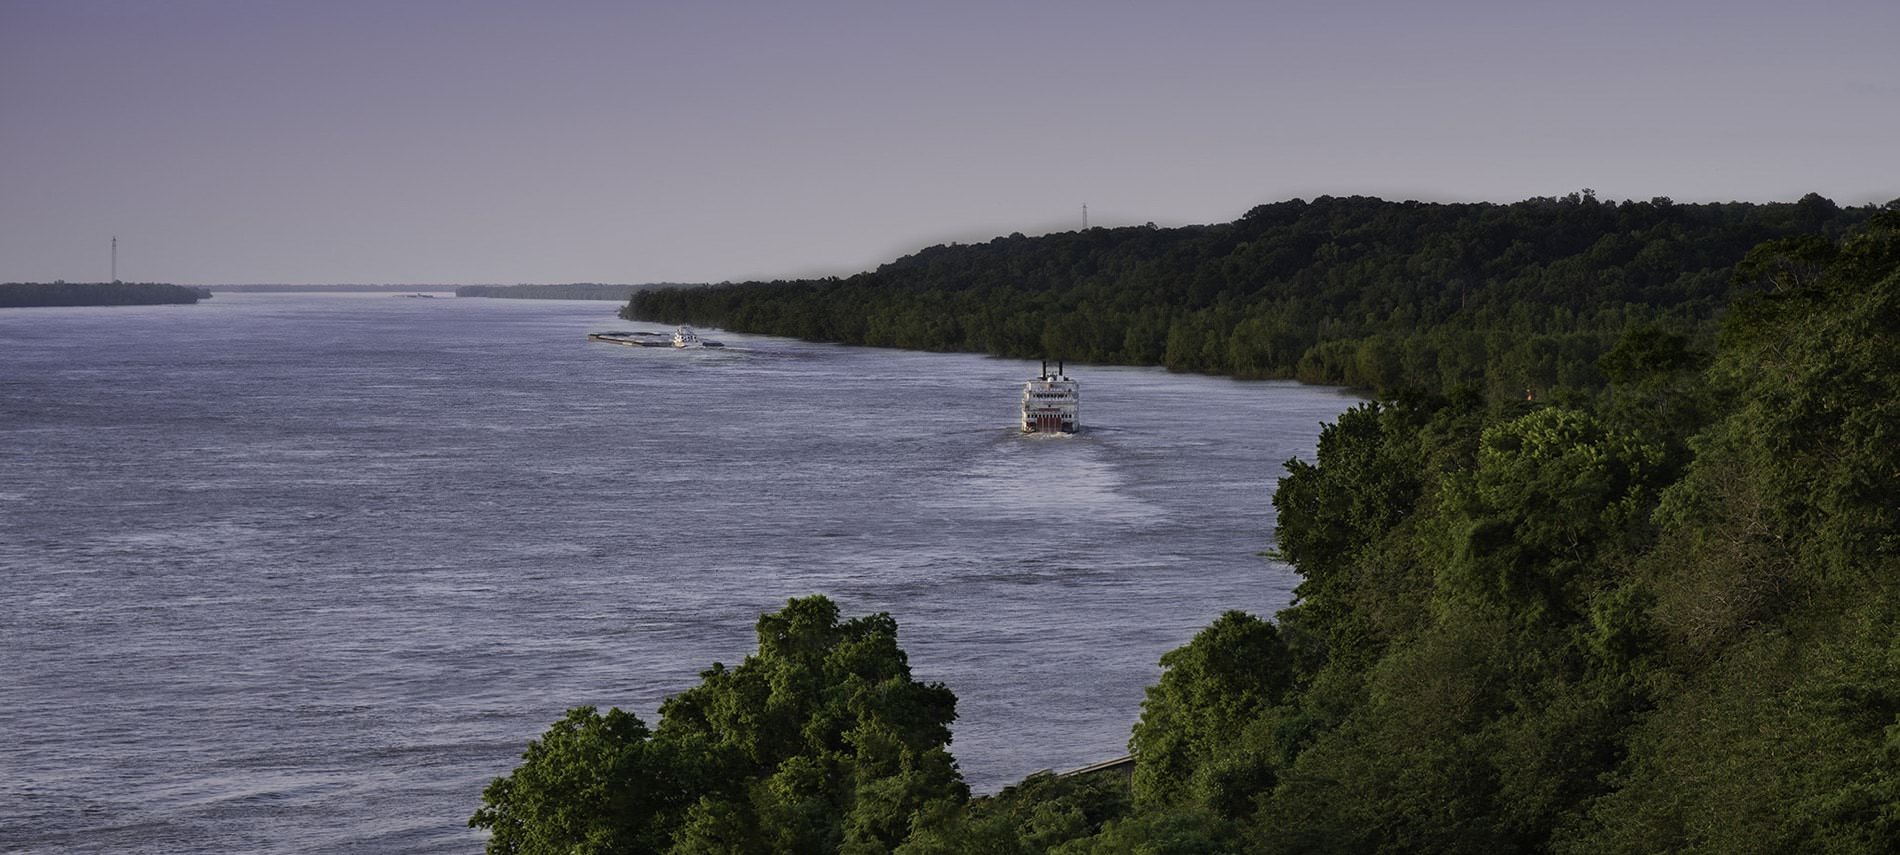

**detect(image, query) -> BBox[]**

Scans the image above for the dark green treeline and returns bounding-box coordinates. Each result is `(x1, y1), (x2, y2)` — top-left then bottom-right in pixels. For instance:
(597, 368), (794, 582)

(627, 193), (1879, 402)
(0, 281), (210, 307)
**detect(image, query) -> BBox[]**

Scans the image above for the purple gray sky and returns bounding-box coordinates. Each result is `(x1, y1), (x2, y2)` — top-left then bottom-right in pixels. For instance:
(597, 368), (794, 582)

(4, 0), (1897, 285)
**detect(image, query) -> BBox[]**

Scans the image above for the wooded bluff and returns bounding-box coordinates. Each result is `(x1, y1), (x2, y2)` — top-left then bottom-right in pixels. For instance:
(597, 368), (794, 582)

(480, 201), (1900, 853)
(626, 193), (1878, 403)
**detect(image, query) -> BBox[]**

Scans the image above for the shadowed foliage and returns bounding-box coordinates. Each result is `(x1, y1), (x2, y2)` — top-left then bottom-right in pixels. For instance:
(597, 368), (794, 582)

(473, 596), (965, 854)
(626, 194), (1879, 404)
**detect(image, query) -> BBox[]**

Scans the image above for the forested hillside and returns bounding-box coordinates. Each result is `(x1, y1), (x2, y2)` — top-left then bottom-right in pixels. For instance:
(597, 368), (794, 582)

(1034, 212), (1900, 853)
(899, 213), (1898, 853)
(628, 193), (1879, 401)
(483, 210), (1900, 853)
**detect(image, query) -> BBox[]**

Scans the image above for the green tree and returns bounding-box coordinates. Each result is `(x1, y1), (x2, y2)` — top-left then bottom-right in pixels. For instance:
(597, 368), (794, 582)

(1442, 406), (1665, 618)
(895, 771), (1133, 855)
(1129, 612), (1292, 822)
(473, 596), (965, 854)
(470, 706), (676, 855)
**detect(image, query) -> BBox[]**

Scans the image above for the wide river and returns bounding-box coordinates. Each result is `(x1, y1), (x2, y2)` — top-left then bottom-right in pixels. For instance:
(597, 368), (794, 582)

(0, 293), (1356, 853)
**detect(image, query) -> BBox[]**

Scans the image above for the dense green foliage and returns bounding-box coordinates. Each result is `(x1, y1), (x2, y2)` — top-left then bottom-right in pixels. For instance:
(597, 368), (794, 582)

(0, 281), (209, 307)
(894, 769), (1136, 854)
(627, 193), (1880, 401)
(489, 207), (1899, 853)
(457, 283), (690, 300)
(473, 596), (965, 854)
(958, 212), (1899, 852)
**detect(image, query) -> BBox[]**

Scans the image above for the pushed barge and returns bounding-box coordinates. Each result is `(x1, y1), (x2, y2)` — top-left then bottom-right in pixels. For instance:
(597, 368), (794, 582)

(1022, 360), (1079, 433)
(588, 330), (671, 347)
(587, 326), (723, 348)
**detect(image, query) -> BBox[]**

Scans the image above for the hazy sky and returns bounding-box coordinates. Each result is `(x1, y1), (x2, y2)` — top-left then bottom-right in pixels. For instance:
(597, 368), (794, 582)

(4, 0), (1897, 285)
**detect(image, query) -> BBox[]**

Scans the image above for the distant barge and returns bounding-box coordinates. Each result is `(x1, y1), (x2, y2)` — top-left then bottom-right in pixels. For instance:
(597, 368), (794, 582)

(587, 326), (724, 348)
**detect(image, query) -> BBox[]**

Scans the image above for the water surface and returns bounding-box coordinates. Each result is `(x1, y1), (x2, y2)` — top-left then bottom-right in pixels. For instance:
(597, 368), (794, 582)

(0, 293), (1357, 852)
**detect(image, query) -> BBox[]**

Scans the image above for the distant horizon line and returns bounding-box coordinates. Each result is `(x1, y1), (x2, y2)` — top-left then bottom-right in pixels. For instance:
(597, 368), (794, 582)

(22, 190), (1899, 287)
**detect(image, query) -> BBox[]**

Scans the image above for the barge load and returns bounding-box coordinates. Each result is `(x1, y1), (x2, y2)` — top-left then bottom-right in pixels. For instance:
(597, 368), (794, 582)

(587, 326), (723, 348)
(1022, 360), (1079, 433)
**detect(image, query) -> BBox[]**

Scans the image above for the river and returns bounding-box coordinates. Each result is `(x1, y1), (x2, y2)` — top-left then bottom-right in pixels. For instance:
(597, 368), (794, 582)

(0, 293), (1357, 852)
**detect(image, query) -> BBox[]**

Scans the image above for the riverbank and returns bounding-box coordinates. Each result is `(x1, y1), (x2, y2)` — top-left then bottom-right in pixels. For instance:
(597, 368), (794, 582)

(458, 283), (692, 300)
(1, 282), (210, 308)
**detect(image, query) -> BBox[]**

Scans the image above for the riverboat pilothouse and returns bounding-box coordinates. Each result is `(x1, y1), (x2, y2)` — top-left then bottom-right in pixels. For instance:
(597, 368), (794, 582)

(1022, 360), (1079, 433)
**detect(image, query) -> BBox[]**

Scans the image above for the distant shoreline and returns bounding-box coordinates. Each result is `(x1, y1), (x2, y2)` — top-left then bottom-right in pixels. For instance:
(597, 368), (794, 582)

(191, 283), (699, 300)
(1, 282), (210, 308)
(204, 284), (459, 293)
(455, 283), (696, 300)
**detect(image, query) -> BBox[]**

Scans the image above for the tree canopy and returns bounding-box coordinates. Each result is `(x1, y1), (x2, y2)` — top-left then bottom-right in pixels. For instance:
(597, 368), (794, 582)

(626, 194), (1883, 403)
(991, 211), (1900, 853)
(472, 596), (965, 854)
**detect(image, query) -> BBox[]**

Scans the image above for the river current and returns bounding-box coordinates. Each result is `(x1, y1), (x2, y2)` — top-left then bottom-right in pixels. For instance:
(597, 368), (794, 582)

(0, 293), (1356, 853)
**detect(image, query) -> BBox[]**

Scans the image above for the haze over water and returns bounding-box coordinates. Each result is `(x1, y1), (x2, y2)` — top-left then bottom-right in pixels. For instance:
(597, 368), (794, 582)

(0, 294), (1356, 853)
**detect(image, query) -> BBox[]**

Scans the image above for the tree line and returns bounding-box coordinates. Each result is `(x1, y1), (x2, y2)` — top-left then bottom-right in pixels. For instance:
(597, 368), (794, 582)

(627, 193), (1884, 404)
(1, 281), (210, 308)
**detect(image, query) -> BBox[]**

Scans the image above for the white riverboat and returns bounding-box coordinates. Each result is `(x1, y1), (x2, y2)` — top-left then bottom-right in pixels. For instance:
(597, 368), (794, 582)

(672, 326), (724, 348)
(1022, 360), (1079, 433)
